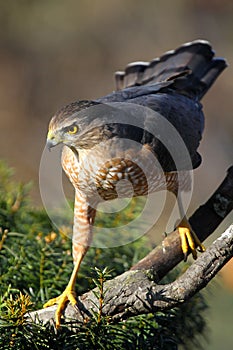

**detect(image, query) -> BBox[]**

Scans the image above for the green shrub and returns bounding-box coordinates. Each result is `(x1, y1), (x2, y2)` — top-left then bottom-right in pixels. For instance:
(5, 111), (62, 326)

(0, 161), (208, 349)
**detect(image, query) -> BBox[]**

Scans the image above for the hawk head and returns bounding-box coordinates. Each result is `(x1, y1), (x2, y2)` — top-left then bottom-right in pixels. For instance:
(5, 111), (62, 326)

(46, 100), (113, 150)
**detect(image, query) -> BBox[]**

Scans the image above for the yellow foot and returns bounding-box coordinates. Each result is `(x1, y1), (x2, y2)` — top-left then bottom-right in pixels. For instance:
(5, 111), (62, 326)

(178, 218), (205, 261)
(43, 286), (77, 328)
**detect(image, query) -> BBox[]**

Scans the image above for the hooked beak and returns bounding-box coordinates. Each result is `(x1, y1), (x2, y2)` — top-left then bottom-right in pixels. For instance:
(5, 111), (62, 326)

(46, 130), (60, 151)
(46, 139), (57, 151)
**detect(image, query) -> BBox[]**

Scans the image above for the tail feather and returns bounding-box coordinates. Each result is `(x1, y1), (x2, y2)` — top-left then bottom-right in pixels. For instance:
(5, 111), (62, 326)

(115, 40), (227, 100)
(198, 58), (227, 99)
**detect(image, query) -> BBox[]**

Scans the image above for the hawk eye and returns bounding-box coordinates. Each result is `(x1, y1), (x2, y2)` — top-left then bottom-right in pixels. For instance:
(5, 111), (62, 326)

(67, 125), (78, 134)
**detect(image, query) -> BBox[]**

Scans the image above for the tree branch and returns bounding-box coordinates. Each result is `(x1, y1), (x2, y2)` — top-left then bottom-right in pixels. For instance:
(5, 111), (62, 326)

(131, 166), (233, 279)
(29, 225), (233, 325)
(28, 167), (233, 326)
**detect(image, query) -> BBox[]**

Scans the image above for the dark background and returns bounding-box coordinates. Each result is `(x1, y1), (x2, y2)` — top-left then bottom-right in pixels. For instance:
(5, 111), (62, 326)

(0, 1), (232, 348)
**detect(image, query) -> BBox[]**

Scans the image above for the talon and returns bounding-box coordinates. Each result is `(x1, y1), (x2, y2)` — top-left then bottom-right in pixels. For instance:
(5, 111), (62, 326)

(43, 250), (85, 328)
(44, 287), (77, 328)
(179, 227), (189, 259)
(183, 252), (188, 262)
(177, 217), (205, 261)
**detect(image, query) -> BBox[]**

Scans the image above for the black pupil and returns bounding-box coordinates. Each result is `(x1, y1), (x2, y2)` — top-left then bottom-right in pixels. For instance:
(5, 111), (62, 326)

(70, 126), (76, 132)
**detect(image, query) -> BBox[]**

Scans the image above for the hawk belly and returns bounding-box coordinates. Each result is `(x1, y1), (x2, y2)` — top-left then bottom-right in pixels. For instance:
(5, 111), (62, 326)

(61, 144), (191, 202)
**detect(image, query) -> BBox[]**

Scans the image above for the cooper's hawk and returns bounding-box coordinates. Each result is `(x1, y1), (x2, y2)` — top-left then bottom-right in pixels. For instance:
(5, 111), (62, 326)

(45, 40), (227, 327)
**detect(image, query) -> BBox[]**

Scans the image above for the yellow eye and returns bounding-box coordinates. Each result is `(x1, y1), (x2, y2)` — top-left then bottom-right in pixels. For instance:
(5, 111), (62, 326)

(68, 125), (78, 134)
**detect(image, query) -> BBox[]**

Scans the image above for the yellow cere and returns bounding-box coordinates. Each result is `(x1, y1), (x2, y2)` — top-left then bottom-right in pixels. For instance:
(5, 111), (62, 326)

(47, 129), (54, 140)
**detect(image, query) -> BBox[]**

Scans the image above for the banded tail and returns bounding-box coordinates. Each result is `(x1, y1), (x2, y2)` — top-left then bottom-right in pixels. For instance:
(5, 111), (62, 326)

(115, 40), (227, 100)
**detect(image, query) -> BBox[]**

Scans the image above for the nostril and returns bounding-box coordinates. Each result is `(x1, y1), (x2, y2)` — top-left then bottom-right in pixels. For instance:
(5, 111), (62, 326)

(47, 130), (55, 141)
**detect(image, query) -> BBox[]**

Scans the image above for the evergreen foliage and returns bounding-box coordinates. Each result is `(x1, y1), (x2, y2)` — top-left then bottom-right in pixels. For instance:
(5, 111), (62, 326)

(0, 161), (208, 349)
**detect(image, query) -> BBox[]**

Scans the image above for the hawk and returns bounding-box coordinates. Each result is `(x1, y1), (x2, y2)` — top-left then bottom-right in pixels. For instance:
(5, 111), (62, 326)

(45, 40), (227, 327)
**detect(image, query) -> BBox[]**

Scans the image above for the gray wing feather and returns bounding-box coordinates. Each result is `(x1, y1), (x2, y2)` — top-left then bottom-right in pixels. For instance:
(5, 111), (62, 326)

(95, 40), (227, 171)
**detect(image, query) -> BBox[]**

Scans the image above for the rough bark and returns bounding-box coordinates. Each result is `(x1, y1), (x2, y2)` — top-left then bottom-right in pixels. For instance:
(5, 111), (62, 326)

(131, 166), (233, 278)
(28, 225), (233, 325)
(28, 167), (233, 326)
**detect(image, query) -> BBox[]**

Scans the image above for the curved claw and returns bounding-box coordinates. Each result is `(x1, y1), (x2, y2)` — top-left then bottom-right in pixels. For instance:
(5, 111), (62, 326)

(178, 218), (205, 261)
(43, 287), (77, 328)
(178, 226), (197, 260)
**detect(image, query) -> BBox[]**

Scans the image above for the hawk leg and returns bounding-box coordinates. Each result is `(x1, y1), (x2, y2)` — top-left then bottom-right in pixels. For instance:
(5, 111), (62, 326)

(176, 193), (205, 261)
(43, 250), (84, 328)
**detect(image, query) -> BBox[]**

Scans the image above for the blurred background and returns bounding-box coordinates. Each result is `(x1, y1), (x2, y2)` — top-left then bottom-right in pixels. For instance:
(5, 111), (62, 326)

(0, 0), (232, 348)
